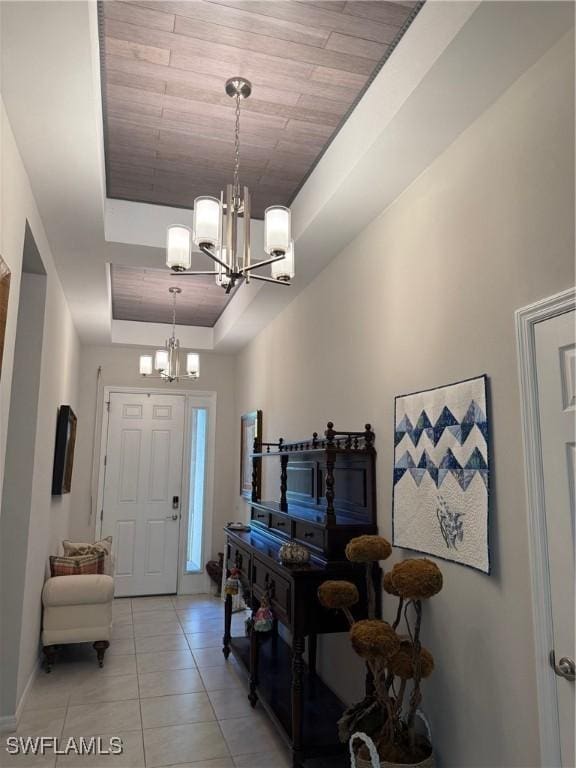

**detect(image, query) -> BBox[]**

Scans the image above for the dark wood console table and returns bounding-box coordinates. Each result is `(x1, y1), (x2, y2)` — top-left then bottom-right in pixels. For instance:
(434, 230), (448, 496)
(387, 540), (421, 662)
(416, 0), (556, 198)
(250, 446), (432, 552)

(223, 423), (379, 768)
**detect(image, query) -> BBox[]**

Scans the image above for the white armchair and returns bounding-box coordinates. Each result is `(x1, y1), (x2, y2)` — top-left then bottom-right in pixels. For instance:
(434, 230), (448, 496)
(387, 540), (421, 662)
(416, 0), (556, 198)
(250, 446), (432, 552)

(41, 574), (114, 671)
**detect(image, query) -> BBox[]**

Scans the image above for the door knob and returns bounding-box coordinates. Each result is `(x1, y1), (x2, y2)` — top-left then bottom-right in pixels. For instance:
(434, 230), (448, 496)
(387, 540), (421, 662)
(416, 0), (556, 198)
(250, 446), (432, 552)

(550, 650), (575, 681)
(166, 513), (179, 521)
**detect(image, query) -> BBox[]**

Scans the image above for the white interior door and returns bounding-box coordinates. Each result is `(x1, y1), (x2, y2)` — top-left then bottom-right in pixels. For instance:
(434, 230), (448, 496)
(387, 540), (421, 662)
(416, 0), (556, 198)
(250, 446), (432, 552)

(535, 309), (575, 767)
(102, 392), (185, 597)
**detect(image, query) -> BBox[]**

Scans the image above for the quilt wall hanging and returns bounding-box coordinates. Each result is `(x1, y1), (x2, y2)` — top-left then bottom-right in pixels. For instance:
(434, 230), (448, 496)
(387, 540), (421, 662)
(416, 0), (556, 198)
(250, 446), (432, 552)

(393, 375), (490, 573)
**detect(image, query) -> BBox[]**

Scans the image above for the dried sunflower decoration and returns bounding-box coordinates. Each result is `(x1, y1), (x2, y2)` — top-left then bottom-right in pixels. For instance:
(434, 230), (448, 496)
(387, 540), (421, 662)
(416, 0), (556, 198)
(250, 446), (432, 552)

(345, 535), (391, 619)
(317, 536), (443, 765)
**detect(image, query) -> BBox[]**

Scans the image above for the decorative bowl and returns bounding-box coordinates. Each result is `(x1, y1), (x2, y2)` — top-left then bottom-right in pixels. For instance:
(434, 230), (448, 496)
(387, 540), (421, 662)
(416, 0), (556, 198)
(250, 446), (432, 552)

(279, 541), (310, 564)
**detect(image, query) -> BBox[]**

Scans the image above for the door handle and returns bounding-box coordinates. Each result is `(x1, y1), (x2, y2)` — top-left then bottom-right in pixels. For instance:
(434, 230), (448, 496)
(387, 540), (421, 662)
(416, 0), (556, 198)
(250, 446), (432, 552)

(166, 513), (179, 521)
(550, 650), (575, 681)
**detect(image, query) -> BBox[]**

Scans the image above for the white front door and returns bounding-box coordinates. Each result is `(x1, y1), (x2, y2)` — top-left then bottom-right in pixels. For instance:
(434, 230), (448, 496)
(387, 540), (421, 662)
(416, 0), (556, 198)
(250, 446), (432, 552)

(102, 392), (185, 597)
(535, 309), (575, 767)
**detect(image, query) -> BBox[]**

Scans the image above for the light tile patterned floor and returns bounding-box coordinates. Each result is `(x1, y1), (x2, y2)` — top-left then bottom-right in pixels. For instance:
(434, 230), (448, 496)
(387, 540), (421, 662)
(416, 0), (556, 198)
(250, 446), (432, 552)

(1, 595), (292, 768)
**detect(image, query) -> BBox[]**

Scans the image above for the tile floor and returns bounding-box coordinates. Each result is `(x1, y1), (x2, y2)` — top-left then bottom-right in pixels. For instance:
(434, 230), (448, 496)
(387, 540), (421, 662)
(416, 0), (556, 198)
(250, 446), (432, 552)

(1, 595), (294, 768)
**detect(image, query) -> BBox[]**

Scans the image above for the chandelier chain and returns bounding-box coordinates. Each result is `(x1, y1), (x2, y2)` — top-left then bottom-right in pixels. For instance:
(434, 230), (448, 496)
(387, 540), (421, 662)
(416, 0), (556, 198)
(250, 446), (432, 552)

(233, 92), (241, 200)
(171, 289), (177, 337)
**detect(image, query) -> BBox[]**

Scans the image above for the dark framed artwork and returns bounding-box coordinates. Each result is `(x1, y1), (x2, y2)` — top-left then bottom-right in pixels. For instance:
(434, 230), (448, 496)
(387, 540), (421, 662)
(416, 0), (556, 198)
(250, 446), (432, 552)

(240, 410), (262, 500)
(0, 256), (11, 380)
(52, 405), (78, 495)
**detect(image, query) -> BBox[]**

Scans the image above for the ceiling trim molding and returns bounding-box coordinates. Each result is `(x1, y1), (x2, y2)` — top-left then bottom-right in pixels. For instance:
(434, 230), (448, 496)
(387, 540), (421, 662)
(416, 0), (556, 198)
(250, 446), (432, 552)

(288, 0), (426, 206)
(111, 319), (214, 349)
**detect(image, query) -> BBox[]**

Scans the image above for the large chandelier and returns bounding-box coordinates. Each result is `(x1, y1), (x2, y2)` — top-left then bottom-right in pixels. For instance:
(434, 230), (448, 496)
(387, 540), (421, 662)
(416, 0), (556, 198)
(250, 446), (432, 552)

(165, 77), (295, 293)
(139, 287), (200, 383)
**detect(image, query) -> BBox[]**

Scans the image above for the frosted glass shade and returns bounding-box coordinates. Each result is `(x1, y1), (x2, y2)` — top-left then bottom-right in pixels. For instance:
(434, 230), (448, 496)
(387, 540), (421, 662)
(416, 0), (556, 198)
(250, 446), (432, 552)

(271, 240), (295, 282)
(264, 206), (291, 256)
(154, 349), (169, 372)
(193, 196), (221, 248)
(186, 353), (200, 379)
(166, 225), (191, 271)
(139, 354), (153, 376)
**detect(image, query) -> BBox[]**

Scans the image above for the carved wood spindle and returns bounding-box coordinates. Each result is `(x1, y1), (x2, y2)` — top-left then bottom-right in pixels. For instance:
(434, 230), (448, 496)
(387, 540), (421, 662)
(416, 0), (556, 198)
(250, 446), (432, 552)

(364, 423), (375, 449)
(321, 423), (335, 527)
(248, 622), (259, 707)
(325, 421), (336, 445)
(223, 592), (232, 659)
(324, 422), (337, 524)
(325, 448), (336, 526)
(251, 435), (260, 502)
(291, 635), (306, 768)
(280, 453), (289, 512)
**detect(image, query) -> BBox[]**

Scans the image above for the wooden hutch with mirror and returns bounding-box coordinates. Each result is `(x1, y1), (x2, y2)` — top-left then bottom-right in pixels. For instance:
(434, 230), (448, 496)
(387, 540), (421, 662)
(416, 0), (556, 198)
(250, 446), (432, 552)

(223, 422), (379, 768)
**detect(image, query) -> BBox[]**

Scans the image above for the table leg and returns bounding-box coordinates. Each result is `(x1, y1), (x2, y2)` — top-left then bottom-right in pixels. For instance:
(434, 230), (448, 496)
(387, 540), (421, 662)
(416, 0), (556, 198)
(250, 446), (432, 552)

(307, 633), (317, 677)
(223, 593), (232, 659)
(248, 623), (259, 707)
(291, 635), (305, 768)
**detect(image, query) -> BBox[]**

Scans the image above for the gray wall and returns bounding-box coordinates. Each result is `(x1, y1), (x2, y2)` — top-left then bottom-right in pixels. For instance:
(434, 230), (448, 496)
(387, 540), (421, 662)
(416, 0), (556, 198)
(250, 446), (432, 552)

(0, 272), (46, 717)
(234, 33), (574, 767)
(0, 99), (80, 719)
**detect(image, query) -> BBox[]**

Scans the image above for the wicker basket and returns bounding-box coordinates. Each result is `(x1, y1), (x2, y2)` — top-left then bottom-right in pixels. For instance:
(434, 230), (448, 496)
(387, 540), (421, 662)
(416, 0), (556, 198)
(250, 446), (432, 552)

(350, 723), (435, 768)
(355, 751), (435, 768)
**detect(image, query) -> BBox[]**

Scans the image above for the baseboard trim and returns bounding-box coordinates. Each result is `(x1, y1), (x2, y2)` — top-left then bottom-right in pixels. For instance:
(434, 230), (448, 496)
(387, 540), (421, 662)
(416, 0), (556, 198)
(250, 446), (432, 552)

(0, 656), (40, 734)
(0, 714), (17, 734)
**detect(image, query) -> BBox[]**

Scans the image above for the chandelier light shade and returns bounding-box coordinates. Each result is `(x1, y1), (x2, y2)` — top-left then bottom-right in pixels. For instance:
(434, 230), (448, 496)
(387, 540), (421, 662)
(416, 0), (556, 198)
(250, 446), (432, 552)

(186, 352), (200, 379)
(139, 287), (200, 383)
(154, 348), (170, 373)
(271, 240), (295, 282)
(165, 77), (295, 293)
(139, 354), (153, 376)
(193, 196), (222, 249)
(166, 225), (192, 271)
(264, 206), (291, 256)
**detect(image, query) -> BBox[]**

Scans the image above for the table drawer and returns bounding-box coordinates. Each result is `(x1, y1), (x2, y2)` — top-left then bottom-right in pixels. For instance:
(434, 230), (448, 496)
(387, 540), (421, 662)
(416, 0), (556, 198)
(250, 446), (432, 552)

(252, 557), (291, 624)
(270, 513), (290, 537)
(251, 508), (270, 528)
(227, 540), (251, 581)
(294, 521), (325, 552)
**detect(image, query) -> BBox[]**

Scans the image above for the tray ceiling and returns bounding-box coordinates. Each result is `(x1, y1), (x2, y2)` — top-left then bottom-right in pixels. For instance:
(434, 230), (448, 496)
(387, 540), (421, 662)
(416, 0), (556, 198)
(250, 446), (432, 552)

(111, 265), (234, 326)
(99, 0), (421, 218)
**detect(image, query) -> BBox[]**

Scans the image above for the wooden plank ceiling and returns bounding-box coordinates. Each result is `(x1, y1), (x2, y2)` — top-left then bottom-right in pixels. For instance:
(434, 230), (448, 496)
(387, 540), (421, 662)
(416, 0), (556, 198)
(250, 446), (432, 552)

(111, 266), (234, 326)
(99, 0), (421, 218)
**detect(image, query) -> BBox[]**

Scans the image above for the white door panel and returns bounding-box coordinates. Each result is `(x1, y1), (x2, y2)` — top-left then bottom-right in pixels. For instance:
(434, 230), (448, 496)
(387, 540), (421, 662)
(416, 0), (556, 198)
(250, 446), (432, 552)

(535, 309), (575, 767)
(102, 393), (185, 596)
(149, 430), (170, 501)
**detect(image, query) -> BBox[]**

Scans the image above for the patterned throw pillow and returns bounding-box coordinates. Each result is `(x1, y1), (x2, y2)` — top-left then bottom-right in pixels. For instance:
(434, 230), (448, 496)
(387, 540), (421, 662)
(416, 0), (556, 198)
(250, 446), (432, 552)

(49, 552), (104, 577)
(62, 536), (113, 575)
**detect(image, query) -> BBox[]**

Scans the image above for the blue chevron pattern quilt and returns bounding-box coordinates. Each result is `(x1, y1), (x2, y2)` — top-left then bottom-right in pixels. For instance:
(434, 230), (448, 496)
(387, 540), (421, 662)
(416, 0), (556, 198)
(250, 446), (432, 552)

(392, 375), (490, 573)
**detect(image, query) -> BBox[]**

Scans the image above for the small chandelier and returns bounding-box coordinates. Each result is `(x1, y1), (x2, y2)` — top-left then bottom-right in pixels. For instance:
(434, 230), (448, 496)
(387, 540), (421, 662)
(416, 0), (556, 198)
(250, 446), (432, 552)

(139, 287), (200, 383)
(165, 77), (295, 293)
